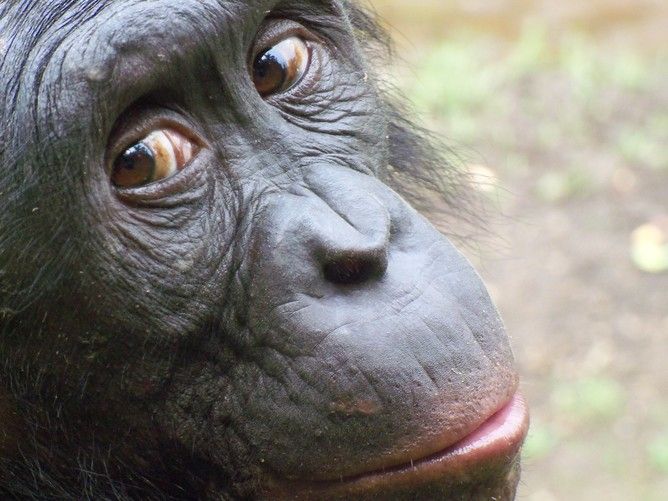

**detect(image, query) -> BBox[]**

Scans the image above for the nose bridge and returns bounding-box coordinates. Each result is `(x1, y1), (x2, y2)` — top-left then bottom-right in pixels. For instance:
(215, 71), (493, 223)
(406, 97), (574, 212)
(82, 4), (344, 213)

(304, 169), (392, 284)
(313, 183), (389, 245)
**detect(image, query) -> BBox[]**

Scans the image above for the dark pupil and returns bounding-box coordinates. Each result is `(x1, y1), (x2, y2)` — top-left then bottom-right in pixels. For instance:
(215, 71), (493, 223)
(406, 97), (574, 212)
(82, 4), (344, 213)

(111, 143), (155, 188)
(253, 49), (287, 96)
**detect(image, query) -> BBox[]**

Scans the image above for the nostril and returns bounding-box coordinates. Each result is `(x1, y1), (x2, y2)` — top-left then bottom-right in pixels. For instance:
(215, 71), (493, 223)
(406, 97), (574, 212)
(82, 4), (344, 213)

(323, 252), (387, 285)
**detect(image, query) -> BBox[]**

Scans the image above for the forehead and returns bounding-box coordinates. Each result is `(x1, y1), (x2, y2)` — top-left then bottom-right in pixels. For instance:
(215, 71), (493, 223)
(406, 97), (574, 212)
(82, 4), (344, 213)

(0, 0), (344, 91)
(2, 0), (257, 51)
(0, 1), (296, 132)
(1, 0), (338, 33)
(0, 0), (257, 95)
(4, 0), (253, 19)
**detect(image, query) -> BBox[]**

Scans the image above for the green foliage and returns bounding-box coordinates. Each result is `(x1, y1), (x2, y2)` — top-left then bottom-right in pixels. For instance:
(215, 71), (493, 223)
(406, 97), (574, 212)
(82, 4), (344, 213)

(523, 421), (559, 460)
(507, 22), (551, 76)
(647, 432), (668, 473)
(406, 38), (503, 117)
(402, 22), (664, 159)
(535, 169), (594, 203)
(551, 378), (626, 424)
(617, 121), (668, 172)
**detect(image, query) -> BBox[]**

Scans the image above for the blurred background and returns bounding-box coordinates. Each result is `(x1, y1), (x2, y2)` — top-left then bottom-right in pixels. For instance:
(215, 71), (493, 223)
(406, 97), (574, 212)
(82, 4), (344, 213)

(368, 1), (667, 499)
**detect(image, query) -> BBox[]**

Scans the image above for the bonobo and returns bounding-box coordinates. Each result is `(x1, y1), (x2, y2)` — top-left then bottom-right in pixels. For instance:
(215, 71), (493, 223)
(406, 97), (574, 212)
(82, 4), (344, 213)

(0, 1), (528, 499)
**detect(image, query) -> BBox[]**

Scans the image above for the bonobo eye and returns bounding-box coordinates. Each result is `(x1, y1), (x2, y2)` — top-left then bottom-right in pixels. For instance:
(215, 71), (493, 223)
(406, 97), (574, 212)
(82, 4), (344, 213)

(252, 36), (311, 97)
(111, 129), (198, 189)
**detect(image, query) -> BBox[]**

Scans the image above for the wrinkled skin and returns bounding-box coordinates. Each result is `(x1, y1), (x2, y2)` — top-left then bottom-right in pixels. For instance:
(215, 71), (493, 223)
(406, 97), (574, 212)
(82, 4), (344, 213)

(0, 1), (525, 499)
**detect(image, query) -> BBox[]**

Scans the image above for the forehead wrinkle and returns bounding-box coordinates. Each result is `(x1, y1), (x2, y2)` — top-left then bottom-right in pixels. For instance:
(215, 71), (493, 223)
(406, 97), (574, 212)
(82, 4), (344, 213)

(31, 4), (116, 153)
(1, 1), (98, 106)
(0, 1), (113, 173)
(42, 0), (258, 95)
(25, 1), (248, 141)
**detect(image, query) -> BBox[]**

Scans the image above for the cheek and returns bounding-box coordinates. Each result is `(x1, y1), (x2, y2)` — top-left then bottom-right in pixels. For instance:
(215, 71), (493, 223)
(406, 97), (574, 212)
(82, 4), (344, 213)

(80, 166), (239, 343)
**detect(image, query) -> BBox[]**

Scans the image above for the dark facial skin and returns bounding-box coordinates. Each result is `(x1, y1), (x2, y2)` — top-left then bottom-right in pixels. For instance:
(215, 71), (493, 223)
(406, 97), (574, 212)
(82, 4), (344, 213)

(0, 1), (528, 499)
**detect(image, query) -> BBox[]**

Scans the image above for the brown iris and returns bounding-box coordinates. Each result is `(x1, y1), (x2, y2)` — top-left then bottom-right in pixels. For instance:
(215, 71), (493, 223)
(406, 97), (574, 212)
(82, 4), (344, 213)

(111, 129), (197, 189)
(253, 36), (310, 97)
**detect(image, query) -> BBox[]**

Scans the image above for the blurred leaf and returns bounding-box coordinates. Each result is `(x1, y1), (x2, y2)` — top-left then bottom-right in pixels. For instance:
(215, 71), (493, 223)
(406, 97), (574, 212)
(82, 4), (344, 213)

(559, 33), (601, 101)
(609, 50), (652, 90)
(617, 128), (668, 171)
(647, 433), (668, 473)
(508, 21), (551, 75)
(552, 378), (625, 424)
(535, 169), (593, 203)
(523, 422), (559, 460)
(405, 38), (503, 118)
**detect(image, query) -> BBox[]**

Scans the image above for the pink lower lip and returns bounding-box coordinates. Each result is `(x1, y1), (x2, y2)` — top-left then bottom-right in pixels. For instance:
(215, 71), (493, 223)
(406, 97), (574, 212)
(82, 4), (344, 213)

(348, 391), (530, 481)
(435, 391), (529, 464)
(266, 392), (529, 499)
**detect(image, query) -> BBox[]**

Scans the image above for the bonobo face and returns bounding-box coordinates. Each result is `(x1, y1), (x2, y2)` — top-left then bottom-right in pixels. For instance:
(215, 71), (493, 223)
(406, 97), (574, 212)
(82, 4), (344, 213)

(0, 0), (528, 499)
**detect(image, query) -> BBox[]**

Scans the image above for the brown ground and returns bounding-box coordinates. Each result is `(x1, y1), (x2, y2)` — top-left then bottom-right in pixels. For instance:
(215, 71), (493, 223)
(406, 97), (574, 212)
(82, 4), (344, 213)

(371, 1), (668, 499)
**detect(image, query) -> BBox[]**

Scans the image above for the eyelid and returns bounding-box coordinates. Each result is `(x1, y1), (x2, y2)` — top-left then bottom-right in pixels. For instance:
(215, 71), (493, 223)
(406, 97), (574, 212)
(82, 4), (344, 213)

(250, 19), (323, 64)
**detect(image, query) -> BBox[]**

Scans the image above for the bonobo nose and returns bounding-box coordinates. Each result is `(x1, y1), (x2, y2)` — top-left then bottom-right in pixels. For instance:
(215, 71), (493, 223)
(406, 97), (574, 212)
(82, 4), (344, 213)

(311, 196), (390, 286)
(304, 170), (391, 286)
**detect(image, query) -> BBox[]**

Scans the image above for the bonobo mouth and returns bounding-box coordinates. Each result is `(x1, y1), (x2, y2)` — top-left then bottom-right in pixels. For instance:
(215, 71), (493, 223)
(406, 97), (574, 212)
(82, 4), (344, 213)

(350, 392), (528, 480)
(267, 392), (529, 499)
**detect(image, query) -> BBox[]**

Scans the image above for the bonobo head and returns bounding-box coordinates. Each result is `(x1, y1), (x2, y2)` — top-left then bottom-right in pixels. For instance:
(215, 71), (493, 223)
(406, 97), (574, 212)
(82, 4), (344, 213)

(0, 1), (528, 499)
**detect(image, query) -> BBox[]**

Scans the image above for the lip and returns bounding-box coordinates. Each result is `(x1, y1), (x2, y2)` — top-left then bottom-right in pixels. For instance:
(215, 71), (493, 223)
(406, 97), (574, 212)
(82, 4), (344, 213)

(268, 392), (529, 499)
(347, 391), (528, 481)
(420, 391), (529, 470)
